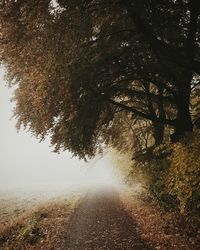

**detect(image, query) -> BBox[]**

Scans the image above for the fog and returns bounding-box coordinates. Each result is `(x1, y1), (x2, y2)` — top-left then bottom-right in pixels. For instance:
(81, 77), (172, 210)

(0, 67), (121, 191)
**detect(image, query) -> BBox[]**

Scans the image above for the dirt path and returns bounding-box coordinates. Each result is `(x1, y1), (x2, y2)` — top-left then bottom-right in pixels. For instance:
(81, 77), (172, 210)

(64, 188), (154, 250)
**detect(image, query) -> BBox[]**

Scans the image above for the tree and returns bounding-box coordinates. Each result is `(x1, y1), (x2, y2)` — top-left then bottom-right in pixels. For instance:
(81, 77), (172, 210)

(0, 0), (200, 158)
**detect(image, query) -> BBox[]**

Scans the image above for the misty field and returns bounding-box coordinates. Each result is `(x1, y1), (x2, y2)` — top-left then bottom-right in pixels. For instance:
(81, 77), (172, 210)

(0, 186), (83, 250)
(0, 185), (83, 226)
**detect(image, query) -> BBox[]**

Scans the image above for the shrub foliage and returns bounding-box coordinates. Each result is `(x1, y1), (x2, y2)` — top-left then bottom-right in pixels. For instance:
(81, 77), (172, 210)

(167, 132), (200, 213)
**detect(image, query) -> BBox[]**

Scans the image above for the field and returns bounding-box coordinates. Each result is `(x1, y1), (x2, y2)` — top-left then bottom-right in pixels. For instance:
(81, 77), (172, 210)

(0, 185), (83, 225)
(0, 185), (83, 249)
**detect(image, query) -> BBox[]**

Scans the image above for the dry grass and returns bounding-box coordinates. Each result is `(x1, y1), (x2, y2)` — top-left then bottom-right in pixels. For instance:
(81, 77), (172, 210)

(0, 194), (81, 250)
(121, 188), (200, 250)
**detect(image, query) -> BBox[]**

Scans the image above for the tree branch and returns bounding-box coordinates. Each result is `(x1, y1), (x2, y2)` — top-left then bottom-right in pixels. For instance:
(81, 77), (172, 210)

(108, 86), (175, 104)
(120, 0), (200, 75)
(89, 29), (134, 44)
(102, 95), (175, 126)
(191, 80), (200, 90)
(186, 0), (200, 63)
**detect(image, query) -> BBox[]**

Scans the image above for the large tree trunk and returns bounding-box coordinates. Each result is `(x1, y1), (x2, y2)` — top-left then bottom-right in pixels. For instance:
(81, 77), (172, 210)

(153, 122), (164, 145)
(170, 0), (200, 142)
(171, 83), (193, 142)
(152, 85), (165, 145)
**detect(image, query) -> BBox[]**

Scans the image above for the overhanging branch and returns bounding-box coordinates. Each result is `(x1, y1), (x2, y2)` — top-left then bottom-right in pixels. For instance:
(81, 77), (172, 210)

(120, 0), (200, 75)
(103, 95), (175, 126)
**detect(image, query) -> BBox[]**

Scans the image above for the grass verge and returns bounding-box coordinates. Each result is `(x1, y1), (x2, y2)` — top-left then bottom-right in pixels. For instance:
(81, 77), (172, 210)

(0, 194), (80, 250)
(121, 188), (200, 250)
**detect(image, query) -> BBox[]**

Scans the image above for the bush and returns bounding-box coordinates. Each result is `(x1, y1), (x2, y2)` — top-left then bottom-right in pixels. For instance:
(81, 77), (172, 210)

(132, 137), (200, 214)
(142, 157), (178, 209)
(167, 132), (200, 214)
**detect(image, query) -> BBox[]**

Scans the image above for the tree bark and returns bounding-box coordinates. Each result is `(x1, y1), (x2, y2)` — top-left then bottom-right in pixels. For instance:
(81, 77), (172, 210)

(153, 86), (165, 145)
(171, 82), (193, 142)
(153, 122), (164, 145)
(170, 0), (199, 142)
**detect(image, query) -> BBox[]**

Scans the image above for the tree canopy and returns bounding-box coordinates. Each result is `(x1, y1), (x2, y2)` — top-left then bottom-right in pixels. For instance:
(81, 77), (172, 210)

(0, 0), (200, 158)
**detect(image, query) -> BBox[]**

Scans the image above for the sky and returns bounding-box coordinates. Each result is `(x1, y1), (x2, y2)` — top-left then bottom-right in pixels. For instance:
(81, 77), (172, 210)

(0, 67), (119, 189)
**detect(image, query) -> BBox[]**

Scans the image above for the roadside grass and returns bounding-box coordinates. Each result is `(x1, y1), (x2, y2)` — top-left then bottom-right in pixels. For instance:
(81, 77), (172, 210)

(121, 188), (200, 250)
(0, 194), (80, 250)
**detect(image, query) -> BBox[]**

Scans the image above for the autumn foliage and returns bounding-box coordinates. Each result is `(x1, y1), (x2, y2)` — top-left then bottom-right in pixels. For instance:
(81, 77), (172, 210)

(167, 132), (200, 213)
(0, 0), (200, 215)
